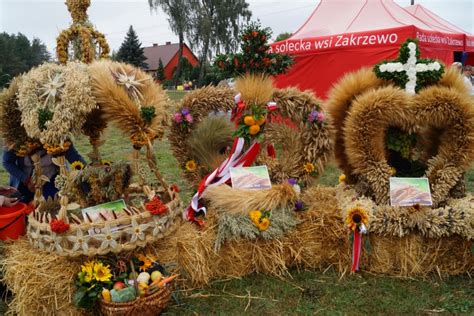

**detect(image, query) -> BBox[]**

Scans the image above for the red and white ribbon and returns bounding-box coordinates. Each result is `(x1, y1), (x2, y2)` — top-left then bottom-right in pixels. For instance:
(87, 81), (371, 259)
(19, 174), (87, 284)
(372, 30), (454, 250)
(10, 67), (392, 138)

(351, 223), (366, 272)
(185, 138), (260, 223)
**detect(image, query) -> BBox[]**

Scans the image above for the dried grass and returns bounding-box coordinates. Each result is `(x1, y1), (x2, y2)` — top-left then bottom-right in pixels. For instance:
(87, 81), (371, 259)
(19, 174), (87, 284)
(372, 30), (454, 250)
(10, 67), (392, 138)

(203, 184), (297, 215)
(234, 74), (274, 107)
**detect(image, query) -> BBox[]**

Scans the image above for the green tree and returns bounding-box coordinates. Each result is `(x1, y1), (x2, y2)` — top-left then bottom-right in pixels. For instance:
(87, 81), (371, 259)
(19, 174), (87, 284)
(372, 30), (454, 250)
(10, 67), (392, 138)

(187, 0), (251, 86)
(275, 32), (292, 42)
(214, 22), (293, 78)
(116, 26), (147, 68)
(149, 0), (189, 86)
(155, 58), (166, 81)
(0, 32), (50, 88)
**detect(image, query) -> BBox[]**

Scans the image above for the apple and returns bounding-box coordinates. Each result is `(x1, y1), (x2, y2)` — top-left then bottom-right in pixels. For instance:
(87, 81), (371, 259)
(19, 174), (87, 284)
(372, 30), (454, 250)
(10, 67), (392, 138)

(151, 270), (162, 282)
(113, 281), (126, 290)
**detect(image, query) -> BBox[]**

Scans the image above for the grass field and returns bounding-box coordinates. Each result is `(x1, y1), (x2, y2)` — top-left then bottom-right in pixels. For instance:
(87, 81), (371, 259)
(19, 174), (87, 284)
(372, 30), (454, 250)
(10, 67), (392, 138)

(0, 90), (472, 314)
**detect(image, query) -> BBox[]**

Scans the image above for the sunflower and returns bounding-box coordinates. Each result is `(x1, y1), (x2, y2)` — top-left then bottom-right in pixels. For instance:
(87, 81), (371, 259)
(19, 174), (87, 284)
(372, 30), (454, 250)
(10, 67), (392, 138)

(101, 159), (112, 166)
(258, 217), (270, 231)
(81, 261), (94, 283)
(185, 160), (197, 172)
(303, 162), (315, 173)
(338, 174), (346, 183)
(345, 207), (369, 232)
(71, 160), (85, 170)
(93, 262), (112, 282)
(137, 254), (153, 272)
(249, 210), (262, 225)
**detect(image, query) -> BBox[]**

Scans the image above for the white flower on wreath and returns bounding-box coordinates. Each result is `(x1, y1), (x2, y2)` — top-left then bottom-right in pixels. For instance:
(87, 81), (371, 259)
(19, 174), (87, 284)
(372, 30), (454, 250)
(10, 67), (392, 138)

(128, 218), (149, 243)
(28, 226), (41, 248)
(152, 216), (165, 237)
(97, 225), (120, 251)
(67, 229), (90, 254)
(46, 233), (64, 254)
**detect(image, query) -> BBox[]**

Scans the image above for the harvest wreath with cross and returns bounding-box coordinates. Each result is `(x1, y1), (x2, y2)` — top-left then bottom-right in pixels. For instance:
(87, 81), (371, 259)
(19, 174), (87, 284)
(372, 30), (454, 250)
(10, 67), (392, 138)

(328, 38), (474, 207)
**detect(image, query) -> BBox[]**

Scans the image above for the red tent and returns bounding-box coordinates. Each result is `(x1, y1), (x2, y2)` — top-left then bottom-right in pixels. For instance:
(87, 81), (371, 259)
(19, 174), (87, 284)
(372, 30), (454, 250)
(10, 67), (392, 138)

(405, 4), (474, 64)
(270, 0), (467, 98)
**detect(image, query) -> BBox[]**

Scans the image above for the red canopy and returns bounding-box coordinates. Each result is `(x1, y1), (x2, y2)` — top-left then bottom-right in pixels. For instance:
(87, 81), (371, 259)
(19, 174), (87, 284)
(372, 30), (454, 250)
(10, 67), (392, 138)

(270, 0), (468, 98)
(405, 4), (474, 53)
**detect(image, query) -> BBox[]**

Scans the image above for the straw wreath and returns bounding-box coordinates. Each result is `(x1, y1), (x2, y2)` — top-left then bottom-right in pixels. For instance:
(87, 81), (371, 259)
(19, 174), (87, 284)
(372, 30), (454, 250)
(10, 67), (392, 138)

(168, 86), (236, 186)
(88, 60), (167, 148)
(17, 62), (96, 150)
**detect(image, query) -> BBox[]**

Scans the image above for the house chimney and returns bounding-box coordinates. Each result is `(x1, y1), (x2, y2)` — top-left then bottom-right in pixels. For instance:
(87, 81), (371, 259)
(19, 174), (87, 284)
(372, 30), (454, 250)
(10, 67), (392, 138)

(153, 43), (158, 47)
(166, 41), (171, 45)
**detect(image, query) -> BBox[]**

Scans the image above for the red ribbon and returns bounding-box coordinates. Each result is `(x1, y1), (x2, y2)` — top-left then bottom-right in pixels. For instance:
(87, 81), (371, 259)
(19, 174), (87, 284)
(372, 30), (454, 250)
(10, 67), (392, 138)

(351, 229), (363, 272)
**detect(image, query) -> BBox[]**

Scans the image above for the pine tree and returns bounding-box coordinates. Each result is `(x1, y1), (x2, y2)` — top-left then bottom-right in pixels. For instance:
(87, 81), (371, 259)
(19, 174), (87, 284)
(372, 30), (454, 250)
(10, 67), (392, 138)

(116, 26), (147, 68)
(155, 58), (166, 81)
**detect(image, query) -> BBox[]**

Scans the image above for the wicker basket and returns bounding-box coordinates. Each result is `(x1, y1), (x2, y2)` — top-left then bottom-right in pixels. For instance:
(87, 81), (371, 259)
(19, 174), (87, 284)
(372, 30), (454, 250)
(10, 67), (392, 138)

(99, 284), (173, 316)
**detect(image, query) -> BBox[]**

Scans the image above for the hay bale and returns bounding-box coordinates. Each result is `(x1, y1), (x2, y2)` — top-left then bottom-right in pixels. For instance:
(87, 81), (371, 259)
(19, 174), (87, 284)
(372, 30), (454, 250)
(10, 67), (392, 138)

(367, 234), (474, 277)
(174, 186), (351, 286)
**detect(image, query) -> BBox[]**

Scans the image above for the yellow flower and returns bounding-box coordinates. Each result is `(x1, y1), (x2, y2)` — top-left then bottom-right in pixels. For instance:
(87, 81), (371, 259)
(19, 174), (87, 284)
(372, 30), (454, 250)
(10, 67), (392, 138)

(185, 160), (197, 172)
(249, 210), (262, 225)
(93, 262), (112, 282)
(390, 167), (397, 176)
(303, 162), (315, 174)
(81, 260), (95, 283)
(101, 159), (112, 167)
(345, 207), (369, 232)
(258, 218), (270, 231)
(71, 161), (85, 170)
(339, 174), (346, 183)
(137, 254), (153, 272)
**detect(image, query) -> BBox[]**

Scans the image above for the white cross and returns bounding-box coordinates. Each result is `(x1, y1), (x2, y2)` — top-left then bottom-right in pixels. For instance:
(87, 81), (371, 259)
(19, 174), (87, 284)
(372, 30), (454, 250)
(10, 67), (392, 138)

(377, 42), (441, 95)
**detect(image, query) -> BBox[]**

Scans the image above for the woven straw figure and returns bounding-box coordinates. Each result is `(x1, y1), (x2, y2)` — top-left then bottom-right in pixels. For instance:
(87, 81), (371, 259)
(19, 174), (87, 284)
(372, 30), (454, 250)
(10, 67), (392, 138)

(56, 0), (109, 64)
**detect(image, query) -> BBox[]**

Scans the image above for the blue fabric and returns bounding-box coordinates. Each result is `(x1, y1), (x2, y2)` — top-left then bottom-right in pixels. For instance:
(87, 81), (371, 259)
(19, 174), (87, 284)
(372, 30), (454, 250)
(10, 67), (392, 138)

(2, 144), (86, 202)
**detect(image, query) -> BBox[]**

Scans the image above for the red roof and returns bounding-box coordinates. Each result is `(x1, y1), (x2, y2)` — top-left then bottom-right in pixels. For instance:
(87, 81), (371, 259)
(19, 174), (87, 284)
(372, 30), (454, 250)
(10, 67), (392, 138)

(404, 4), (468, 34)
(290, 0), (436, 40)
(143, 43), (186, 71)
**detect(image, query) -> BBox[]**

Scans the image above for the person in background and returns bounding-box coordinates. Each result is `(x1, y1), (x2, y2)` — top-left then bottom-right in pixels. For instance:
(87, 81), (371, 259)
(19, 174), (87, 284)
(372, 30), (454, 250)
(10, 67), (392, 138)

(463, 65), (474, 85)
(2, 144), (86, 203)
(452, 62), (474, 95)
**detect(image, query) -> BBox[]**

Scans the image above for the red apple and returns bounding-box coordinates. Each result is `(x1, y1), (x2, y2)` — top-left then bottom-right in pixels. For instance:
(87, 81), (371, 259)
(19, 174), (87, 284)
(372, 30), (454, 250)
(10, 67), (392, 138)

(113, 281), (126, 290)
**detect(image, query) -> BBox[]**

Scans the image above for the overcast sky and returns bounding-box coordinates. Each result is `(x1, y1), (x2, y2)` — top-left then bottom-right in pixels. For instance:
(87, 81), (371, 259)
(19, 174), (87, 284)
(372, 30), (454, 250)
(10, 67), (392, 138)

(1, 0), (473, 55)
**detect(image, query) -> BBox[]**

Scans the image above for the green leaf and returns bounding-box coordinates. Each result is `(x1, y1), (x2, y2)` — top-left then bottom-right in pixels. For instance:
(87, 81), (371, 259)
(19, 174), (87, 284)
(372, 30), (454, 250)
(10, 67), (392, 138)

(73, 289), (86, 307)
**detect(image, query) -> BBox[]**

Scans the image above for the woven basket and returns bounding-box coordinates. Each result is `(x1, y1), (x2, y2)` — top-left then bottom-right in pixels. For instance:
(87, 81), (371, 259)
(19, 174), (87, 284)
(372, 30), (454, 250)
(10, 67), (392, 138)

(99, 284), (173, 316)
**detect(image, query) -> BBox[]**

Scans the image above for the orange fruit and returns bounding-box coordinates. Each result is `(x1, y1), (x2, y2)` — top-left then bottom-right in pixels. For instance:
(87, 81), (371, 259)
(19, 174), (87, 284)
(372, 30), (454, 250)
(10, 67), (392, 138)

(244, 116), (255, 126)
(249, 124), (260, 135)
(256, 116), (266, 125)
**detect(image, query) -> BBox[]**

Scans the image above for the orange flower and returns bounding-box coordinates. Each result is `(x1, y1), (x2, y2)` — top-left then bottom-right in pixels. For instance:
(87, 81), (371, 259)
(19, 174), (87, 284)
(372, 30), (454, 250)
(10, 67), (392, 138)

(249, 125), (260, 135)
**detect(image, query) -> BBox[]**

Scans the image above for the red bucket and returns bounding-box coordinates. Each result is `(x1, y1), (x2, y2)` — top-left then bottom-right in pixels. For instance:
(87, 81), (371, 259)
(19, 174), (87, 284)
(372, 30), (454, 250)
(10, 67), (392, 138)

(0, 203), (27, 240)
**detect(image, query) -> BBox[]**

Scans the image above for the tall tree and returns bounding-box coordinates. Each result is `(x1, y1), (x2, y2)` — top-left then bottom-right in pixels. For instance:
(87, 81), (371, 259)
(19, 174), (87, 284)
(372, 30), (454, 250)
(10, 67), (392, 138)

(149, 0), (189, 86)
(275, 32), (292, 42)
(187, 0), (251, 86)
(116, 26), (147, 68)
(0, 32), (50, 88)
(155, 58), (166, 81)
